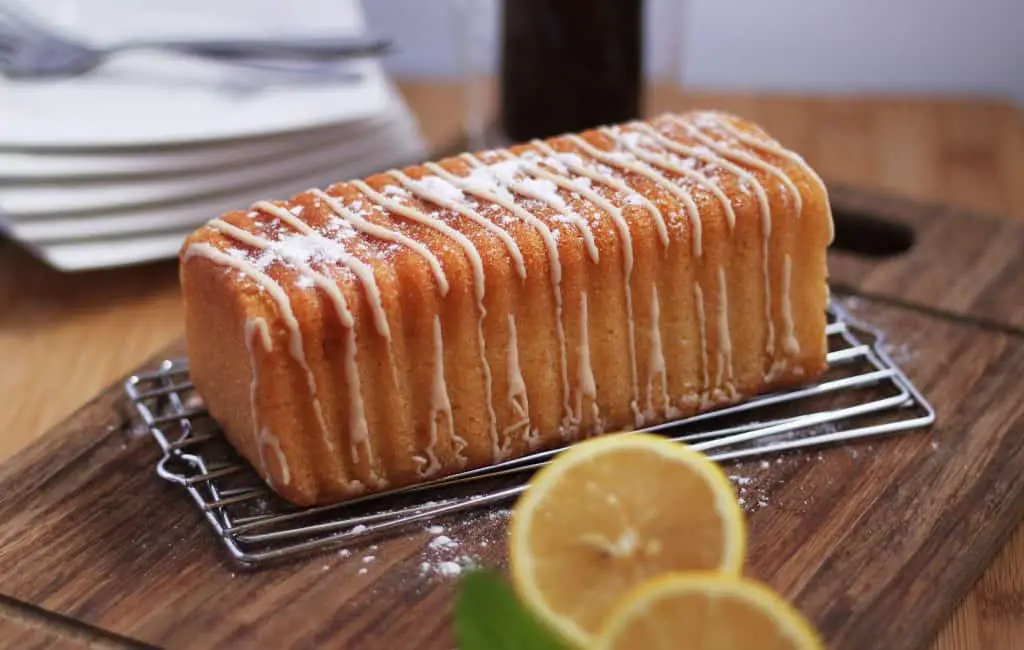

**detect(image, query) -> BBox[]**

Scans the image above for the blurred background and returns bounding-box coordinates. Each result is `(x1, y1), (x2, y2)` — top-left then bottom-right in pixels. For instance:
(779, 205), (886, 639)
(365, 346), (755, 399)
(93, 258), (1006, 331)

(371, 0), (1024, 100)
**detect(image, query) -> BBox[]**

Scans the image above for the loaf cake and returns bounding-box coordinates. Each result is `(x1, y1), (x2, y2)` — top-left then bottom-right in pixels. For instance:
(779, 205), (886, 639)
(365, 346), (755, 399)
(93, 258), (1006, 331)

(180, 111), (833, 506)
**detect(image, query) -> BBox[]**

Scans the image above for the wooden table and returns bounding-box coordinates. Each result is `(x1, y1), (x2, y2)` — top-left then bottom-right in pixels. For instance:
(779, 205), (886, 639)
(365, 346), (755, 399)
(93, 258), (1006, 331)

(1, 83), (1022, 649)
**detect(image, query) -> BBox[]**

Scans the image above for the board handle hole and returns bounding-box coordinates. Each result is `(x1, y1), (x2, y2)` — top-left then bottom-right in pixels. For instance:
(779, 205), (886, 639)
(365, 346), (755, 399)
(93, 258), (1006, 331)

(830, 207), (916, 258)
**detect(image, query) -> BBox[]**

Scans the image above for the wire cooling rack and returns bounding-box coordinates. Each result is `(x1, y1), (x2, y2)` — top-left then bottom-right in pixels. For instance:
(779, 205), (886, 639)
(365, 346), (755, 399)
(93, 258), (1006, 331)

(124, 302), (934, 567)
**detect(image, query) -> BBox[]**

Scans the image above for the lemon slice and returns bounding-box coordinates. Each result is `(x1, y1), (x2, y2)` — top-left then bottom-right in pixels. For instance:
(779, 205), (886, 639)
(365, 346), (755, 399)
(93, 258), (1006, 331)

(509, 433), (745, 647)
(595, 573), (823, 650)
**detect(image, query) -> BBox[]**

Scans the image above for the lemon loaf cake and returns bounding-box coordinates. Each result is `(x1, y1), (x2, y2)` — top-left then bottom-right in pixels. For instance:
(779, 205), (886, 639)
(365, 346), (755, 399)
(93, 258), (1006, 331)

(180, 111), (833, 506)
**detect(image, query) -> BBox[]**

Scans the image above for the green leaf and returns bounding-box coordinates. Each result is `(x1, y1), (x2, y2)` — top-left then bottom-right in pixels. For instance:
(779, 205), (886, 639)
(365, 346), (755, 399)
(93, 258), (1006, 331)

(455, 569), (572, 650)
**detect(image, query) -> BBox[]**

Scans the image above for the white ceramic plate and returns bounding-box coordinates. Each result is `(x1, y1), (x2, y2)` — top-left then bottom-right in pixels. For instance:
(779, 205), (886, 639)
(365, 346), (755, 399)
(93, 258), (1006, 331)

(0, 119), (389, 180)
(0, 0), (390, 148)
(0, 111), (412, 215)
(10, 119), (426, 243)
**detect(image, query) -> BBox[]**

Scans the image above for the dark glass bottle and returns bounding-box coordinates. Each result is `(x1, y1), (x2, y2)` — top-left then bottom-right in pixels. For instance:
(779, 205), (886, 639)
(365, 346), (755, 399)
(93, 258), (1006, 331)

(500, 0), (643, 142)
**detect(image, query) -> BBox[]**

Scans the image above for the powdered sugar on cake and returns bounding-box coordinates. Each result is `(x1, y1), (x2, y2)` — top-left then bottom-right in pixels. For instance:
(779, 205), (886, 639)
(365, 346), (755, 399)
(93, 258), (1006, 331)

(183, 110), (832, 505)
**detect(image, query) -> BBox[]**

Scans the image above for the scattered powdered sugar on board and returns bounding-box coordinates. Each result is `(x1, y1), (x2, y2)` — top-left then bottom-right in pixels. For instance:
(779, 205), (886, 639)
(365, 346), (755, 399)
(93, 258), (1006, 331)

(325, 435), (885, 581)
(730, 470), (773, 513)
(416, 507), (511, 580)
(428, 535), (458, 550)
(434, 561), (464, 578)
(325, 505), (512, 581)
(727, 450), (818, 514)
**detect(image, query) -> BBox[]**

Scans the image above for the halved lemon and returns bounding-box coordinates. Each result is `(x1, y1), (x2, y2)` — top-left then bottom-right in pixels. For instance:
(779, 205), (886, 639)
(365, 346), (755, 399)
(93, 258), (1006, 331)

(508, 433), (745, 647)
(595, 573), (823, 650)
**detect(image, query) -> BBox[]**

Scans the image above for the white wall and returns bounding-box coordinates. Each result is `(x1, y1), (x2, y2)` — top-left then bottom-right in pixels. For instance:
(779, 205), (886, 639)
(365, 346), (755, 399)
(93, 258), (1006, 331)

(365, 0), (1024, 101)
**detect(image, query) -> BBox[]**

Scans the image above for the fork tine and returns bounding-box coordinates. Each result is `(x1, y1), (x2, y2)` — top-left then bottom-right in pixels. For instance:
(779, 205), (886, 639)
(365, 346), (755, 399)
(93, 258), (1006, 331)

(0, 33), (20, 55)
(0, 18), (27, 37)
(0, 1), (61, 40)
(0, 2), (41, 27)
(0, 25), (35, 56)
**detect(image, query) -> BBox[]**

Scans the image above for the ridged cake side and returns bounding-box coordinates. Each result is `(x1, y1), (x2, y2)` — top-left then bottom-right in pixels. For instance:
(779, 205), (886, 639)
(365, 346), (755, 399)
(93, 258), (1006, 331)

(180, 111), (833, 506)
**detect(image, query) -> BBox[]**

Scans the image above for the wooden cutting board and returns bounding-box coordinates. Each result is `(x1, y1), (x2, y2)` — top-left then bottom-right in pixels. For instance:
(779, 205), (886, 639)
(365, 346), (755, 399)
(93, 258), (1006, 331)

(0, 187), (1022, 650)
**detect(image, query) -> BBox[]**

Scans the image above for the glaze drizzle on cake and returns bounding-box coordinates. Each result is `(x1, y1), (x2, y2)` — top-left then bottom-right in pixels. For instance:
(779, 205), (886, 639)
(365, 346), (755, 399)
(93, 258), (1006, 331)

(180, 111), (833, 501)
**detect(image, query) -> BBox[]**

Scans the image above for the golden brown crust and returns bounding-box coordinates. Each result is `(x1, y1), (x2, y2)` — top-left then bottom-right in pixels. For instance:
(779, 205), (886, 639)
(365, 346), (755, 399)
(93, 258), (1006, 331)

(180, 111), (833, 506)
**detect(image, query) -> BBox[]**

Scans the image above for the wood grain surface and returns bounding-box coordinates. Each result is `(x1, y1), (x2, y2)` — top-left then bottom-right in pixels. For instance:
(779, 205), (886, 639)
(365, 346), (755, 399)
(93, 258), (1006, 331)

(0, 618), (83, 650)
(0, 595), (146, 649)
(1, 83), (1022, 649)
(0, 613), (78, 650)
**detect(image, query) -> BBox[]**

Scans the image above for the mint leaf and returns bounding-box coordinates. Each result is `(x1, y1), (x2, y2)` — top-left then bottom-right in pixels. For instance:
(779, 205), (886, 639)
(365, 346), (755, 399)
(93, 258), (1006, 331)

(455, 569), (572, 650)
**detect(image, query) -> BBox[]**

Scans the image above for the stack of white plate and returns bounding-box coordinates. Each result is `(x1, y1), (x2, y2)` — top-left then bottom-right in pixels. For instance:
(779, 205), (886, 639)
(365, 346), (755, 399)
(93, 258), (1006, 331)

(0, 0), (428, 271)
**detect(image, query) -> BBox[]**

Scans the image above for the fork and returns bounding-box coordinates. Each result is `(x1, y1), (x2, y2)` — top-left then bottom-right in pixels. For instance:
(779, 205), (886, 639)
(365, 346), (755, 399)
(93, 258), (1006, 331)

(0, 2), (392, 79)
